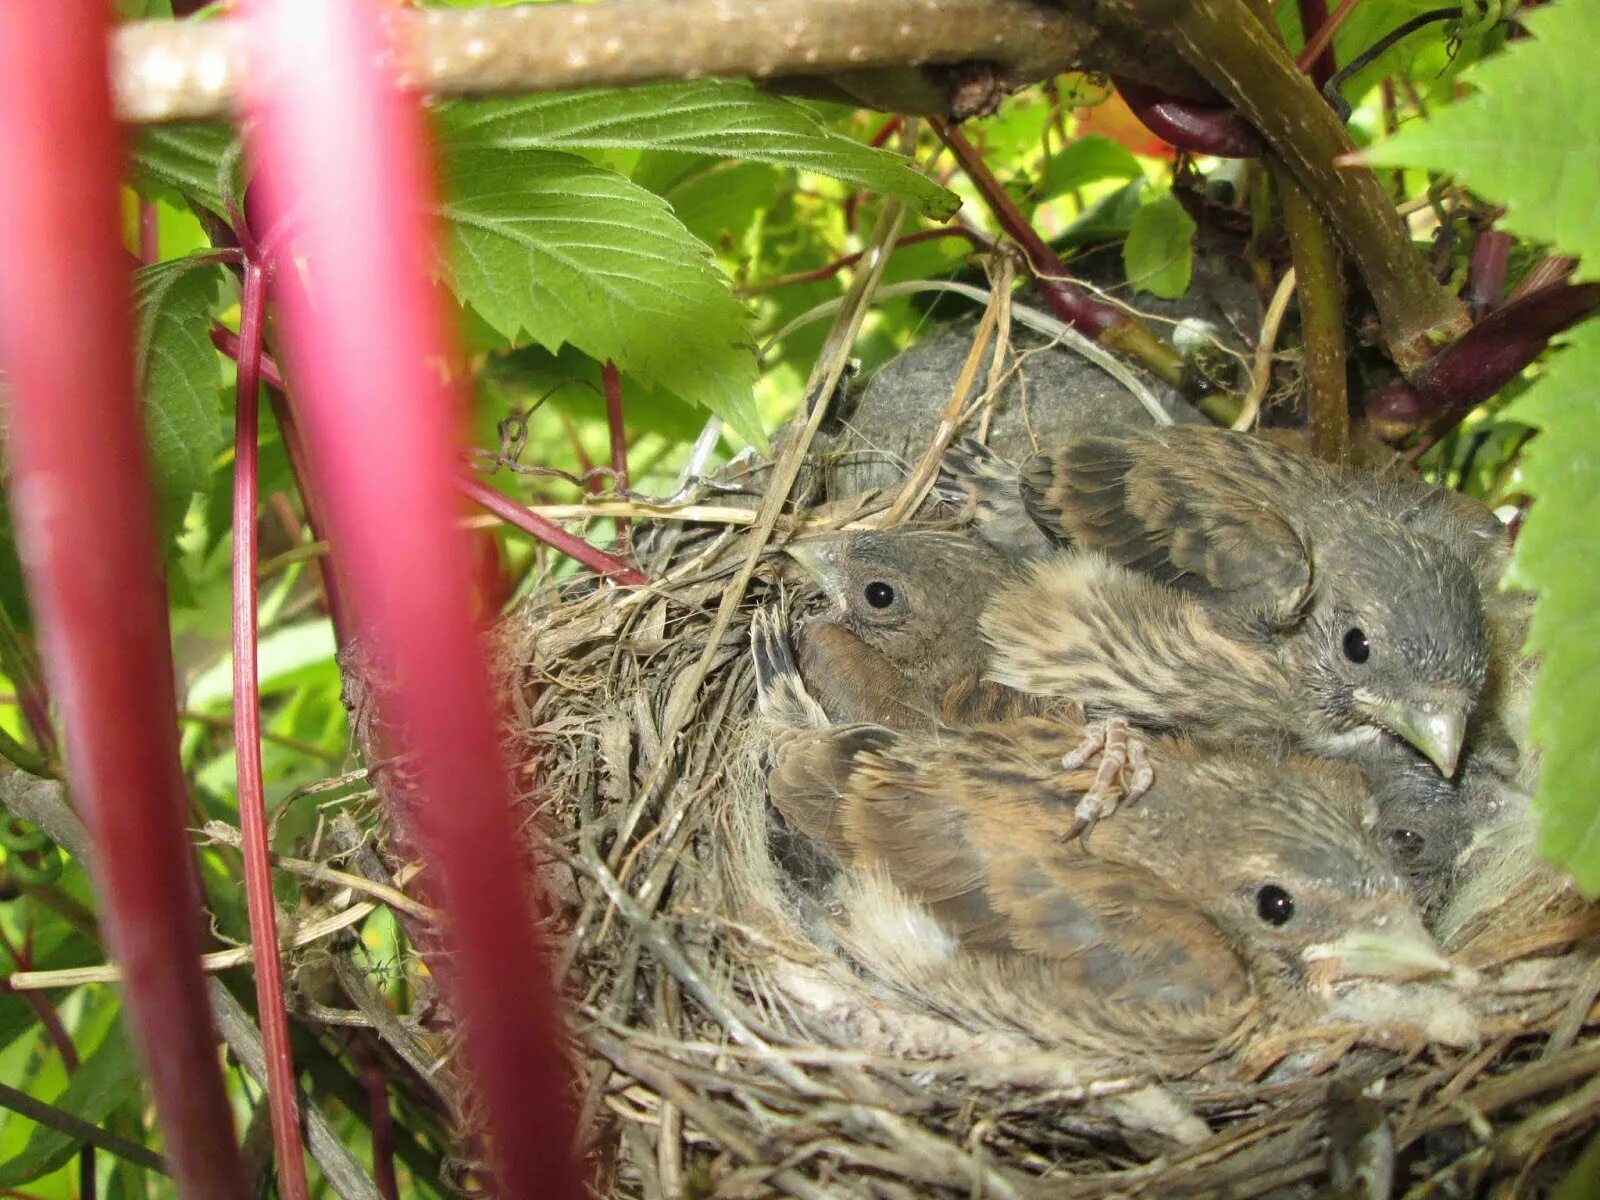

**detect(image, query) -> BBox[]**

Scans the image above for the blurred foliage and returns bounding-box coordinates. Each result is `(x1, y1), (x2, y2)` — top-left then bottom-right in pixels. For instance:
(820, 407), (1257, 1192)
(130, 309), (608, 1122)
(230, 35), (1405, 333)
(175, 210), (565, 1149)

(1, 0), (1596, 1193)
(1368, 0), (1600, 892)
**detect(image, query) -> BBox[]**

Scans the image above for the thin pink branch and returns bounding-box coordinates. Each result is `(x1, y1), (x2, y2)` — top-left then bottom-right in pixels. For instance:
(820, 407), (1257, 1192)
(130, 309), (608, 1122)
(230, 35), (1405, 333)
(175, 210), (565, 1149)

(602, 360), (630, 552)
(230, 261), (312, 1200)
(457, 473), (650, 587)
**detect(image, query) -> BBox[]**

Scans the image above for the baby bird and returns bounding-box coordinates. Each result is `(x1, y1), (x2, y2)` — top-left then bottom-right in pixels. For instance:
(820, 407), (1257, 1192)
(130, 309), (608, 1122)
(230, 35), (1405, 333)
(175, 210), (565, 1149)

(752, 608), (1452, 1061)
(944, 431), (1490, 777)
(783, 528), (1015, 731)
(785, 528), (1150, 836)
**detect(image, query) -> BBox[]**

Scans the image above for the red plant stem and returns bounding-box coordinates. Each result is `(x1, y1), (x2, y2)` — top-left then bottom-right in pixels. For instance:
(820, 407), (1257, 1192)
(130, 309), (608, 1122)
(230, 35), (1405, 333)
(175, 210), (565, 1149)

(1467, 228), (1513, 318)
(1296, 0), (1360, 84)
(934, 119), (1184, 384)
(354, 1045), (400, 1200)
(138, 200), (160, 265)
(601, 360), (630, 551)
(212, 326), (349, 642)
(457, 473), (650, 587)
(1363, 282), (1600, 454)
(1113, 77), (1264, 158)
(241, 4), (583, 1196)
(740, 227), (988, 294)
(0, 4), (247, 1196)
(230, 262), (312, 1200)
(212, 326), (640, 589)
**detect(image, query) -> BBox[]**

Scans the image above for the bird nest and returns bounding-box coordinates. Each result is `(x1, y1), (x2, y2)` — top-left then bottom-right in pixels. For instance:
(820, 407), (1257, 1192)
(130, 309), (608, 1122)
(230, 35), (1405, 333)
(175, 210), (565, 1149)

(488, 431), (1600, 1199)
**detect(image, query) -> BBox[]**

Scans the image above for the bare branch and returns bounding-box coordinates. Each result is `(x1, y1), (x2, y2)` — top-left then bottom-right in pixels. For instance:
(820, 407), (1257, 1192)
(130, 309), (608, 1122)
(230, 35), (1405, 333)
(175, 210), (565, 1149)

(111, 0), (1203, 124)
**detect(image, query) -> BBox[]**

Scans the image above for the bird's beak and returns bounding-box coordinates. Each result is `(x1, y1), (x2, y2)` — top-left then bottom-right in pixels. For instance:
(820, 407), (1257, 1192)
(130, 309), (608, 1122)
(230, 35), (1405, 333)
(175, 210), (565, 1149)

(1305, 918), (1452, 983)
(1354, 690), (1468, 777)
(782, 538), (842, 592)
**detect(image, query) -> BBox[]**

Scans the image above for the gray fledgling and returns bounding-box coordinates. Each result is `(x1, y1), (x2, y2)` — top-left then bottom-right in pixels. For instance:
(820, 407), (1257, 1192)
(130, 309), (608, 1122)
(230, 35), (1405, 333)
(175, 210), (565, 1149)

(944, 430), (1491, 776)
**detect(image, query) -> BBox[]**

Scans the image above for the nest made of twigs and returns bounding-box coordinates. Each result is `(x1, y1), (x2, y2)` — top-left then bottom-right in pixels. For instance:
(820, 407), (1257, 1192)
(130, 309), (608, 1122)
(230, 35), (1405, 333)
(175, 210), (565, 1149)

(487, 421), (1600, 1199)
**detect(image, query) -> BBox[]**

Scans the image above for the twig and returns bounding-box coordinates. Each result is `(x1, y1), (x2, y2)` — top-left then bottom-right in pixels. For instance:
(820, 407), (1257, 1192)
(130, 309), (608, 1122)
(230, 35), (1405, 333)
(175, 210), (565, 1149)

(1235, 267), (1298, 431)
(934, 119), (1186, 386)
(737, 227), (990, 296)
(1296, 0), (1360, 83)
(764, 279), (1174, 424)
(1278, 168), (1348, 460)
(110, 0), (1202, 124)
(457, 472), (650, 587)
(0, 1080), (167, 1175)
(8, 864), (422, 990)
(601, 360), (630, 553)
(201, 823), (434, 921)
(230, 255), (313, 1200)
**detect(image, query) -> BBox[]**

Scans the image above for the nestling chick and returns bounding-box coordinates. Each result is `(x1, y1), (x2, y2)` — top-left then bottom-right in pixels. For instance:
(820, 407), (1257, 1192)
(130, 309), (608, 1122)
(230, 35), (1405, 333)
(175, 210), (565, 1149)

(945, 431), (1490, 776)
(783, 528), (1017, 731)
(752, 608), (1451, 1061)
(786, 528), (1150, 835)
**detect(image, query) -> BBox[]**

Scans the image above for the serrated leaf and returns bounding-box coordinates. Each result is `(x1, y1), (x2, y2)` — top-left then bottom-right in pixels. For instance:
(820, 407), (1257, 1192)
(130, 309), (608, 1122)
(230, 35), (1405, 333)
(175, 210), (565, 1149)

(1040, 135), (1143, 199)
(1510, 318), (1600, 892)
(131, 123), (235, 218)
(437, 146), (763, 444)
(0, 1023), (141, 1187)
(1122, 192), (1195, 299)
(132, 258), (228, 526)
(433, 80), (956, 219)
(1365, 2), (1600, 280)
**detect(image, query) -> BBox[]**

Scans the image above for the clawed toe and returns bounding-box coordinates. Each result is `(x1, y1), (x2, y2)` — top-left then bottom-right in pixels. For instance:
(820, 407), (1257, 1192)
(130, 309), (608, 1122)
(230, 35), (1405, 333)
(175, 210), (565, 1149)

(1057, 719), (1152, 846)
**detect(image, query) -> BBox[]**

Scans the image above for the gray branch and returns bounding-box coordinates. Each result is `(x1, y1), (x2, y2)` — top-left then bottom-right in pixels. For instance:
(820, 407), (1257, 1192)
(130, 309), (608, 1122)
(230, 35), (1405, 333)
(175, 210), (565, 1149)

(111, 0), (1207, 124)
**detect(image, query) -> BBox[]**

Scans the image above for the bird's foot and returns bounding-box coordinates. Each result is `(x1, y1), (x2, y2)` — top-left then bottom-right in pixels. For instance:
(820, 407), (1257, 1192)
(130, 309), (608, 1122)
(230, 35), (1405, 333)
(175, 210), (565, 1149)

(1058, 718), (1153, 845)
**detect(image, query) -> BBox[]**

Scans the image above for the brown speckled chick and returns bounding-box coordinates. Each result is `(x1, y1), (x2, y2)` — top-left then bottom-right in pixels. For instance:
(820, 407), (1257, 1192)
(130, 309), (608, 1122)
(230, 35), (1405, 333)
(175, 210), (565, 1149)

(944, 429), (1491, 778)
(752, 608), (1451, 1061)
(785, 528), (1151, 834)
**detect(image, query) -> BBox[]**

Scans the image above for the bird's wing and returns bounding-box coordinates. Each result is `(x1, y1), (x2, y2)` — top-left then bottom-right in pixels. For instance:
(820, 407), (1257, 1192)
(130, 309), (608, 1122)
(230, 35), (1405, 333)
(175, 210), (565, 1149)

(1021, 431), (1316, 626)
(934, 438), (1058, 562)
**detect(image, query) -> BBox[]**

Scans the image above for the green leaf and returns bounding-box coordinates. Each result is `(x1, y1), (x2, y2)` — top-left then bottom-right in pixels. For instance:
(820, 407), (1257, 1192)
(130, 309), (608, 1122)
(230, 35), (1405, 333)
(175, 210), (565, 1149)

(434, 81), (956, 218)
(186, 618), (339, 709)
(0, 1023), (142, 1187)
(1122, 192), (1195, 299)
(131, 123), (236, 218)
(132, 257), (228, 527)
(1364, 2), (1600, 280)
(1040, 135), (1143, 199)
(1510, 318), (1600, 892)
(437, 146), (763, 444)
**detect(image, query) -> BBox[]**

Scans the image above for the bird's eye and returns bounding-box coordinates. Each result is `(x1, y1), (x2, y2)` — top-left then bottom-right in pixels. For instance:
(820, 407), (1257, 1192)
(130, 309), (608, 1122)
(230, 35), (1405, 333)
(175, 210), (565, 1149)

(1342, 627), (1370, 664)
(1389, 828), (1426, 862)
(1255, 884), (1295, 926)
(864, 581), (896, 609)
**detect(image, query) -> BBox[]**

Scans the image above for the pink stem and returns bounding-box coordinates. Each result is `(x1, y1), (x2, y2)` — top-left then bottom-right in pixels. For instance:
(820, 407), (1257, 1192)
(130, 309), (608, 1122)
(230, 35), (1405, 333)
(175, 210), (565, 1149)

(1296, 0), (1362, 81)
(240, 3), (583, 1195)
(1467, 228), (1513, 318)
(230, 262), (312, 1200)
(457, 473), (650, 587)
(0, 4), (247, 1195)
(138, 200), (160, 265)
(601, 360), (630, 551)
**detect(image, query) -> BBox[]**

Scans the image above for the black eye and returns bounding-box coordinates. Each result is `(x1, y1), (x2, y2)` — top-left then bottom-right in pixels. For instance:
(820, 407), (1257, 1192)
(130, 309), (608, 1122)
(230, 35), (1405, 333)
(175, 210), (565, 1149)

(1389, 828), (1426, 863)
(1255, 884), (1295, 926)
(864, 581), (896, 609)
(1342, 627), (1370, 664)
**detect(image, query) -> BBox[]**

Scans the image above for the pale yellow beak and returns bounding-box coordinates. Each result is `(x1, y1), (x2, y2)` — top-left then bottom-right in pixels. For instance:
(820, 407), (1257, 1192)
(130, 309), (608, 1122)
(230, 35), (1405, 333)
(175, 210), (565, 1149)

(1305, 916), (1452, 983)
(1356, 690), (1469, 777)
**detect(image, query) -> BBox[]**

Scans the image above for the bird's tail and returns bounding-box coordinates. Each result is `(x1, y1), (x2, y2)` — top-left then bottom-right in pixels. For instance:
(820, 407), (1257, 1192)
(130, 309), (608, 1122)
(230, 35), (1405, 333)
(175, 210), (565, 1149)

(751, 605), (831, 731)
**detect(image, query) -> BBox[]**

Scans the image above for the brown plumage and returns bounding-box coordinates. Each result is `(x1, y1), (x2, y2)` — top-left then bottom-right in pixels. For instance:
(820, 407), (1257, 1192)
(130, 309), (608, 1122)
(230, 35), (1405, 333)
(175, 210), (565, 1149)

(784, 528), (1018, 731)
(786, 528), (1151, 836)
(943, 430), (1491, 777)
(752, 608), (1451, 1061)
